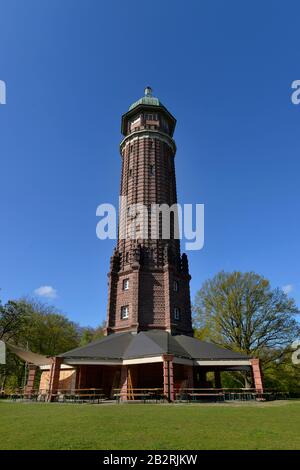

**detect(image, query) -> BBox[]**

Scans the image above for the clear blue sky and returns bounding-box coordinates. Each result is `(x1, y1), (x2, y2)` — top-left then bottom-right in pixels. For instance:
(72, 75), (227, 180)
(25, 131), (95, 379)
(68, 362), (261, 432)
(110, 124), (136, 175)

(1, 1), (299, 327)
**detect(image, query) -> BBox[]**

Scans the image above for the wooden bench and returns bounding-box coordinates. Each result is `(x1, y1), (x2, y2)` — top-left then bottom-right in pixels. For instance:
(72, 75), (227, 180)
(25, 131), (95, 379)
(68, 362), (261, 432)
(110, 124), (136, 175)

(187, 392), (224, 403)
(75, 393), (105, 403)
(114, 393), (150, 403)
(54, 389), (105, 404)
(114, 388), (164, 403)
(58, 393), (105, 403)
(23, 393), (38, 401)
(147, 391), (165, 403)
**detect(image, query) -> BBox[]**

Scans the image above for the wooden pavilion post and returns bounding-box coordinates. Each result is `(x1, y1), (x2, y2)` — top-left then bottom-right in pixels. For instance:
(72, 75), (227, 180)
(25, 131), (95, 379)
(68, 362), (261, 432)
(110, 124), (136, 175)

(47, 357), (63, 402)
(163, 354), (174, 402)
(25, 364), (38, 395)
(250, 358), (263, 393)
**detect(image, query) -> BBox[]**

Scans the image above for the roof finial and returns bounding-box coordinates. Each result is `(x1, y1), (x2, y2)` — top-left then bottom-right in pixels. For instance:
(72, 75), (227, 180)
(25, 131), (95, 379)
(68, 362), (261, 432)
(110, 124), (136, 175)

(144, 86), (152, 97)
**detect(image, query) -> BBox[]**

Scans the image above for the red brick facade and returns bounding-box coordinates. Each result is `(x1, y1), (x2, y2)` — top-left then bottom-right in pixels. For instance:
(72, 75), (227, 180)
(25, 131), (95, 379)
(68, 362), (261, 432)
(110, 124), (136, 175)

(106, 92), (193, 336)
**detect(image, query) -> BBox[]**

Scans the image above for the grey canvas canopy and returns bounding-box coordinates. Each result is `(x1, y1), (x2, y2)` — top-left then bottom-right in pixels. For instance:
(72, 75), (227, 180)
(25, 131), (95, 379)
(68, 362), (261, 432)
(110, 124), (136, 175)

(4, 342), (53, 366)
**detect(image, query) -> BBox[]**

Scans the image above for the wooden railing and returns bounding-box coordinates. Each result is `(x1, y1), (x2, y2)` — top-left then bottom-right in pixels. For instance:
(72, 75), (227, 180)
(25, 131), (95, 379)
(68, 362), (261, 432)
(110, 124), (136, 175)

(174, 388), (287, 402)
(1, 387), (298, 402)
(1, 388), (105, 403)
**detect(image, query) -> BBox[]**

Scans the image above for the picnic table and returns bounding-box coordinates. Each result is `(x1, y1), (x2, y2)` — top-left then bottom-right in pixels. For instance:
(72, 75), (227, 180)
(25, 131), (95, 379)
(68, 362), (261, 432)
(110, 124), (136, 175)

(175, 388), (225, 403)
(188, 392), (224, 403)
(55, 388), (105, 403)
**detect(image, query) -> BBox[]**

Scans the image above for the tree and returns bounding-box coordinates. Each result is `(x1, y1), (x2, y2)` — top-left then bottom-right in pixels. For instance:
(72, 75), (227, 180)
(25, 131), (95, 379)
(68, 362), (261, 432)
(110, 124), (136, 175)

(16, 298), (81, 356)
(0, 298), (108, 391)
(79, 322), (106, 346)
(1, 297), (107, 390)
(193, 271), (300, 363)
(0, 300), (27, 341)
(0, 298), (82, 391)
(0, 299), (29, 390)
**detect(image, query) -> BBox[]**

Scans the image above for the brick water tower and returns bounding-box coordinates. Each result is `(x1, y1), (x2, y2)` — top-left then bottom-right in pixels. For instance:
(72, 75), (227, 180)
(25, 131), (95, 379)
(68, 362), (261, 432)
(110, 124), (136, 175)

(106, 87), (193, 336)
(32, 88), (262, 402)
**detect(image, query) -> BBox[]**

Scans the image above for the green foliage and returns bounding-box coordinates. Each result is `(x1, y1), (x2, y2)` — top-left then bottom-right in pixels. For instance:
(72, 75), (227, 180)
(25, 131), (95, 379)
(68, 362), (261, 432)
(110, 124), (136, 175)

(194, 271), (300, 358)
(0, 353), (25, 390)
(193, 271), (300, 390)
(263, 356), (300, 392)
(79, 323), (105, 346)
(0, 297), (105, 390)
(79, 328), (94, 346)
(15, 298), (80, 356)
(0, 300), (27, 341)
(0, 299), (30, 390)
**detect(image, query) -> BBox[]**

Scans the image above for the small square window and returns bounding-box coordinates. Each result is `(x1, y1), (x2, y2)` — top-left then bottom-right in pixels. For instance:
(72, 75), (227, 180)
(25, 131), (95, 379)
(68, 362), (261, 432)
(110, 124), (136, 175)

(121, 305), (129, 320)
(123, 279), (129, 290)
(174, 307), (180, 321)
(150, 165), (155, 175)
(173, 280), (179, 292)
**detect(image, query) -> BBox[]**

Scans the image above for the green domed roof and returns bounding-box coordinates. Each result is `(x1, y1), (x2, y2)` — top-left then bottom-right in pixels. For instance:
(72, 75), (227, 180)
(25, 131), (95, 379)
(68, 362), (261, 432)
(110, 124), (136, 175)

(129, 86), (163, 110)
(122, 87), (176, 137)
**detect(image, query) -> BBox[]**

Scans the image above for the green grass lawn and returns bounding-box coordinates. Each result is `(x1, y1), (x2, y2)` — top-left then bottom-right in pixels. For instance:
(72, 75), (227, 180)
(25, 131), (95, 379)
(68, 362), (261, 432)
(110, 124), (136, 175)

(0, 401), (300, 450)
